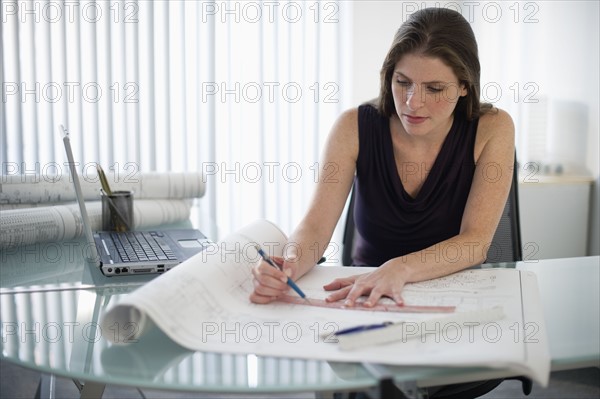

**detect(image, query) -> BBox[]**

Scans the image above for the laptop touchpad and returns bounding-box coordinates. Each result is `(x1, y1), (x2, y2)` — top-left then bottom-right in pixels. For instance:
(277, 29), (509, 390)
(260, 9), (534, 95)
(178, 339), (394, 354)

(178, 239), (204, 248)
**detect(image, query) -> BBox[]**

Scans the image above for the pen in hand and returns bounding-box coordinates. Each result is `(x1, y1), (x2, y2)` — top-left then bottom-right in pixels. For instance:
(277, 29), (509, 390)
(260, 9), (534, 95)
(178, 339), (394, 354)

(254, 245), (310, 304)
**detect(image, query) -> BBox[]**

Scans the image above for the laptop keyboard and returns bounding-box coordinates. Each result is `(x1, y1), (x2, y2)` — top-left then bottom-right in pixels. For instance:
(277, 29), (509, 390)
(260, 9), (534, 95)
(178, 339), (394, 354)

(111, 231), (177, 263)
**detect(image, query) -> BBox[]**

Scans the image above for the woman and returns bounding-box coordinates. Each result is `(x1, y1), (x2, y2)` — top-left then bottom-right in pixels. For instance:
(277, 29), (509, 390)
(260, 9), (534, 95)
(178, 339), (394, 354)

(250, 8), (514, 308)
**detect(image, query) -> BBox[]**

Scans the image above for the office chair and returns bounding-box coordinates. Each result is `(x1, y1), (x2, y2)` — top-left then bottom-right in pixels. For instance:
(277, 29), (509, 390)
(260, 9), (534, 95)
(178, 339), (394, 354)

(484, 157), (523, 264)
(341, 156), (533, 398)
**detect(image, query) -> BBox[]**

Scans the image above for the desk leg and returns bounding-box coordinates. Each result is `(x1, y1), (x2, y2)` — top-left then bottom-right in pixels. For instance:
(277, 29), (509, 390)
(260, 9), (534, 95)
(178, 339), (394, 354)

(315, 392), (336, 399)
(73, 380), (106, 399)
(35, 374), (56, 399)
(362, 363), (422, 399)
(316, 364), (425, 399)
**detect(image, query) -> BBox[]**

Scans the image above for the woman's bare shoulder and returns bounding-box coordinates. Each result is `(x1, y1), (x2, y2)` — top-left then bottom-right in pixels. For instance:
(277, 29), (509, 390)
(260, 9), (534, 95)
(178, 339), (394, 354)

(326, 107), (360, 151)
(475, 107), (515, 159)
(333, 107), (360, 132)
(478, 107), (514, 138)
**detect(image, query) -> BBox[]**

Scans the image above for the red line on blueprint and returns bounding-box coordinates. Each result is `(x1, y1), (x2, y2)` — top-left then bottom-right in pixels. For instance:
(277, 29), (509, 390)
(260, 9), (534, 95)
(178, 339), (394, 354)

(277, 295), (455, 313)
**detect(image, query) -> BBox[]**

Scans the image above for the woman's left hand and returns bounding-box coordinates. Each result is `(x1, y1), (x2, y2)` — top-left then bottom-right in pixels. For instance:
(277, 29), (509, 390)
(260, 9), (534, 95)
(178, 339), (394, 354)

(323, 262), (408, 307)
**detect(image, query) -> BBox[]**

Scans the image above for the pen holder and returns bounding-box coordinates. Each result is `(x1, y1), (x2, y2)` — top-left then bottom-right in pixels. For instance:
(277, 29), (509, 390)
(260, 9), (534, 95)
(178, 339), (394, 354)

(101, 190), (134, 232)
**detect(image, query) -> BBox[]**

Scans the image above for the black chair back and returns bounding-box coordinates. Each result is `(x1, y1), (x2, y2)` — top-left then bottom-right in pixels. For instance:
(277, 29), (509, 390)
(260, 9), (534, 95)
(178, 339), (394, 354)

(485, 159), (522, 263)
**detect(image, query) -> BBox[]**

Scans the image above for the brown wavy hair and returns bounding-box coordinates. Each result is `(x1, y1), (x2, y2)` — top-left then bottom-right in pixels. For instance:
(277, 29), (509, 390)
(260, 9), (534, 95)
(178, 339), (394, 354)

(377, 8), (492, 120)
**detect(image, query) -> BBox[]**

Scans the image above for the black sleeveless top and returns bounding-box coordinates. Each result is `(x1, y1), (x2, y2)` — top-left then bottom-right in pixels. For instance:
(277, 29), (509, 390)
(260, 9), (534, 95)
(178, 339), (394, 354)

(352, 104), (479, 266)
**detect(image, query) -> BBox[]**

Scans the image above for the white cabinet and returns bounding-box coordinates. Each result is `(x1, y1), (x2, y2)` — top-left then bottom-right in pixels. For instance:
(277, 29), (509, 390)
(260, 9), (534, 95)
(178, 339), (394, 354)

(518, 176), (593, 260)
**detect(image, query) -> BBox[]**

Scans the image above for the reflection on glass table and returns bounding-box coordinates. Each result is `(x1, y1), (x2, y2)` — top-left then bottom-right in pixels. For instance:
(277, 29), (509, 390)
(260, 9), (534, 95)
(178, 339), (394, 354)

(0, 282), (380, 395)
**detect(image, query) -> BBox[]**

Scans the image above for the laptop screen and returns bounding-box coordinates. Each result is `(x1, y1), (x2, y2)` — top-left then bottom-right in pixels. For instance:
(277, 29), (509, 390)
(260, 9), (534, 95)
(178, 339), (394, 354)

(60, 125), (101, 266)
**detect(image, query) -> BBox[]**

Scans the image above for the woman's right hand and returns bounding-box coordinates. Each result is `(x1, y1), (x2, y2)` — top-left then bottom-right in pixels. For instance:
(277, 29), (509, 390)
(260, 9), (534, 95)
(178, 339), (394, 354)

(249, 255), (297, 304)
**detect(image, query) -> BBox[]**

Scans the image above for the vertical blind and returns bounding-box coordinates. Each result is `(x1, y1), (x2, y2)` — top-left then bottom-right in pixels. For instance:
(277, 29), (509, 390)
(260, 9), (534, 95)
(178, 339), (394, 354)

(2, 0), (352, 249)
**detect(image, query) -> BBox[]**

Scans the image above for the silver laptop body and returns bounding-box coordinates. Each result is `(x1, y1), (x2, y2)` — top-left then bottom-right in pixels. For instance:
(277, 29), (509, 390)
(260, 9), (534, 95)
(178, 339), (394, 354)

(61, 125), (210, 276)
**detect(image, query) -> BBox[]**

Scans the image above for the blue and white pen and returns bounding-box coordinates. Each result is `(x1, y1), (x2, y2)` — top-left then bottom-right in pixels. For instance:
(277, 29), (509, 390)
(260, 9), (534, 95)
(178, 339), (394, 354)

(254, 245), (310, 304)
(334, 322), (393, 336)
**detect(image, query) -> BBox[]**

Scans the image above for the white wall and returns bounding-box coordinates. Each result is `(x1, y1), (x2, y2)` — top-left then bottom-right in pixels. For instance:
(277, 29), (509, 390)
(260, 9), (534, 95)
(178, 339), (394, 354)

(350, 1), (600, 256)
(350, 1), (406, 106)
(473, 1), (599, 256)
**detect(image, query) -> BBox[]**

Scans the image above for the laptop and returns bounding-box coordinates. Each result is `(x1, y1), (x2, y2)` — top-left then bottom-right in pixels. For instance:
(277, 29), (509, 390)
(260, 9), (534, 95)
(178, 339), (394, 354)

(60, 125), (211, 276)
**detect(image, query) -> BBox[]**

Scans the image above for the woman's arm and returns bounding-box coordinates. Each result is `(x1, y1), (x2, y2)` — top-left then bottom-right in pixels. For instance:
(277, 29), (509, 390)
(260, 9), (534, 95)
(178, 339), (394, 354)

(325, 108), (516, 307)
(250, 108), (360, 304)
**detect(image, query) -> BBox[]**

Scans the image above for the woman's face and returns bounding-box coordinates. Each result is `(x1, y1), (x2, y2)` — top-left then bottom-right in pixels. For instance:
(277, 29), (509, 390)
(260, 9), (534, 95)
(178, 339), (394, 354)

(391, 53), (467, 139)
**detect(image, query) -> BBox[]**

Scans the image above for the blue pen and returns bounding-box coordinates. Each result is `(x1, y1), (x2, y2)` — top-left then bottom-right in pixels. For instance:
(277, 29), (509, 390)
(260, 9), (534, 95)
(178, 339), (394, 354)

(335, 322), (393, 336)
(255, 245), (310, 304)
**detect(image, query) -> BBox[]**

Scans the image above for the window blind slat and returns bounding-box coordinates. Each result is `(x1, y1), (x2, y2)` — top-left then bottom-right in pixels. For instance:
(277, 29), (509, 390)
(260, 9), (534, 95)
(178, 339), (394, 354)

(2, 5), (24, 168)
(53, 0), (69, 164)
(111, 0), (128, 168)
(36, 5), (54, 165)
(125, 0), (140, 166)
(96, 0), (114, 167)
(200, 0), (217, 240)
(153, 1), (170, 171)
(184, 1), (198, 173)
(21, 0), (39, 166)
(63, 0), (84, 161)
(138, 0), (155, 171)
(79, 0), (100, 164)
(170, 1), (186, 171)
(1, 53), (7, 170)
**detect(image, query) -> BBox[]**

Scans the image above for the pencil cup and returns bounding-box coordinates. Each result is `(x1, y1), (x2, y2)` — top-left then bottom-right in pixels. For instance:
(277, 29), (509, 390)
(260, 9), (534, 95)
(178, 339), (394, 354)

(101, 190), (134, 232)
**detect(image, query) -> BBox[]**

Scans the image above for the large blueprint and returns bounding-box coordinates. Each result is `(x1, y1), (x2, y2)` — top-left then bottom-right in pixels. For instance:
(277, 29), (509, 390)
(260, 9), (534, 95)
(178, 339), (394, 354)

(100, 219), (550, 386)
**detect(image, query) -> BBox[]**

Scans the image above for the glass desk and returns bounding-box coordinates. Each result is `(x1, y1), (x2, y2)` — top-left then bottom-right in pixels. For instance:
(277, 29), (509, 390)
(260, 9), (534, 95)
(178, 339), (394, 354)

(1, 237), (599, 398)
